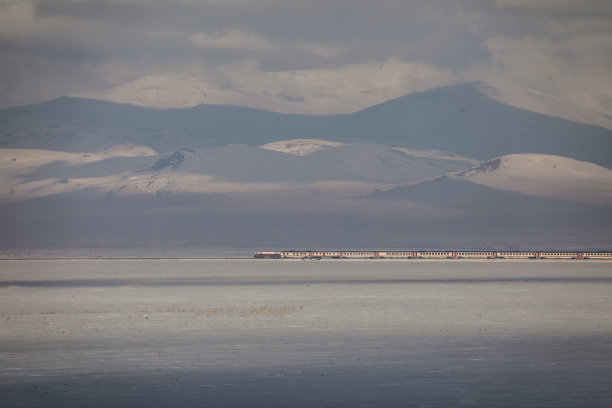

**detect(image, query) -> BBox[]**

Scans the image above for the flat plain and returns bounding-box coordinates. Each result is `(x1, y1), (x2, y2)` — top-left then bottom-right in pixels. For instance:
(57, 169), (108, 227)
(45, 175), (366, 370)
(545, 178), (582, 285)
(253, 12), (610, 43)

(1, 259), (611, 407)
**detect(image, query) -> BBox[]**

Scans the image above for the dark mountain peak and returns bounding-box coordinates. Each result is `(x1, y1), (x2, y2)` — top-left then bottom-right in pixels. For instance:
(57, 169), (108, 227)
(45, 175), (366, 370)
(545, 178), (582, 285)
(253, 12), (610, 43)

(352, 81), (486, 113)
(455, 157), (501, 176)
(152, 148), (196, 171)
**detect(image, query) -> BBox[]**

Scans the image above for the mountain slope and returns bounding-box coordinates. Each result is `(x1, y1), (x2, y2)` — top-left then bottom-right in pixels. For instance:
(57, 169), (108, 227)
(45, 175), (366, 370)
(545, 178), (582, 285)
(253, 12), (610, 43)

(0, 97), (335, 152)
(375, 153), (612, 205)
(454, 154), (612, 204)
(2, 148), (611, 250)
(304, 143), (476, 183)
(1, 83), (611, 167)
(3, 172), (610, 250)
(322, 83), (612, 166)
(366, 173), (612, 248)
(2, 141), (476, 204)
(1, 83), (612, 250)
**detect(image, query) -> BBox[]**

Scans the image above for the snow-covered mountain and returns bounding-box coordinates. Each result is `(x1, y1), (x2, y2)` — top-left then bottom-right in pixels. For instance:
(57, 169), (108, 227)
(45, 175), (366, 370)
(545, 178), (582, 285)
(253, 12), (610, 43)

(74, 69), (612, 130)
(3, 155), (610, 249)
(363, 154), (612, 249)
(258, 139), (478, 183)
(300, 142), (477, 183)
(475, 82), (612, 131)
(320, 83), (612, 167)
(72, 63), (455, 116)
(1, 82), (611, 250)
(2, 144), (611, 250)
(0, 141), (479, 205)
(454, 154), (612, 204)
(376, 153), (612, 205)
(3, 83), (611, 168)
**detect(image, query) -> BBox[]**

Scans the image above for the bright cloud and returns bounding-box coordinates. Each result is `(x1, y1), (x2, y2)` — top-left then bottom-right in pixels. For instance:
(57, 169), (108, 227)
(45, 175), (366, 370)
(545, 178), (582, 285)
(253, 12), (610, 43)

(0, 0), (610, 115)
(191, 30), (273, 52)
(76, 59), (458, 114)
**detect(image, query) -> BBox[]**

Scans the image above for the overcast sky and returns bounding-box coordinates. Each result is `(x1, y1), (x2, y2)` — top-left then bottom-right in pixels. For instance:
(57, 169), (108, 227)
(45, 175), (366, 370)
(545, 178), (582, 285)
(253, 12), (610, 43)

(1, 0), (611, 113)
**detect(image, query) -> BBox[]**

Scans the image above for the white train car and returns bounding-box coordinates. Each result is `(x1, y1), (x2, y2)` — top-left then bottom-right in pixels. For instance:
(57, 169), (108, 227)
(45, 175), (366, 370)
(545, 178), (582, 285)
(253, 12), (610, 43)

(497, 252), (536, 259)
(455, 251), (498, 259)
(282, 251), (310, 259)
(583, 252), (612, 259)
(338, 251), (379, 259)
(383, 251), (418, 259)
(538, 252), (580, 259)
(416, 251), (453, 259)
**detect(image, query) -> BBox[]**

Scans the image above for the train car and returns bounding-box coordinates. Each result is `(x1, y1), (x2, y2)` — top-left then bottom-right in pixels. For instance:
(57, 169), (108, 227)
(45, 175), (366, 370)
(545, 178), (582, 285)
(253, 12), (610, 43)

(383, 251), (418, 259)
(280, 251), (308, 259)
(279, 251), (351, 259)
(538, 252), (580, 259)
(455, 251), (499, 259)
(339, 251), (377, 259)
(415, 251), (453, 259)
(497, 252), (534, 259)
(582, 252), (612, 259)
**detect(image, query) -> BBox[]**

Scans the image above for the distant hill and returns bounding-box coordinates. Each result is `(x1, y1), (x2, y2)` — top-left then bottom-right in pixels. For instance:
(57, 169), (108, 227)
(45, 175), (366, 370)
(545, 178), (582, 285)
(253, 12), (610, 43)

(0, 97), (332, 152)
(373, 155), (612, 206)
(320, 83), (612, 166)
(1, 83), (612, 250)
(1, 83), (611, 167)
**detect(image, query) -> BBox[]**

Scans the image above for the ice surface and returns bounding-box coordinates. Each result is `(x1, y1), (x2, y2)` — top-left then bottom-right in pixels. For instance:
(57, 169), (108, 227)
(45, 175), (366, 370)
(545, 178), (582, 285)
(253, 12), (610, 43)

(1, 259), (612, 407)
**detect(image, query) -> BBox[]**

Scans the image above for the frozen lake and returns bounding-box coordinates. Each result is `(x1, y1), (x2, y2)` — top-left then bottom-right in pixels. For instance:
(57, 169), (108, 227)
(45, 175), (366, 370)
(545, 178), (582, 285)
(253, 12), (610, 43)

(1, 259), (612, 407)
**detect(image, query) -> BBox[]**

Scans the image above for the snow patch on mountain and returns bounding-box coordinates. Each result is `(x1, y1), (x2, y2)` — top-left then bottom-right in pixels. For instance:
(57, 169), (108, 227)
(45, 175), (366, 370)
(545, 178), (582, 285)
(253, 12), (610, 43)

(259, 139), (346, 155)
(74, 65), (612, 130)
(259, 139), (480, 165)
(0, 145), (401, 204)
(0, 147), (158, 204)
(307, 143), (478, 183)
(477, 82), (612, 131)
(72, 61), (456, 115)
(454, 154), (612, 204)
(0, 145), (157, 167)
(75, 71), (241, 111)
(0, 156), (343, 204)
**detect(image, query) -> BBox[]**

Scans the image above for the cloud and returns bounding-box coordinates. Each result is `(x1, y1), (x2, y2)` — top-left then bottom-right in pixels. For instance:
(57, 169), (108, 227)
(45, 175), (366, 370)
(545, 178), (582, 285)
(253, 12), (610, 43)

(494, 0), (612, 14)
(0, 1), (35, 38)
(220, 58), (458, 113)
(0, 0), (611, 115)
(479, 13), (612, 114)
(76, 59), (458, 114)
(191, 30), (273, 52)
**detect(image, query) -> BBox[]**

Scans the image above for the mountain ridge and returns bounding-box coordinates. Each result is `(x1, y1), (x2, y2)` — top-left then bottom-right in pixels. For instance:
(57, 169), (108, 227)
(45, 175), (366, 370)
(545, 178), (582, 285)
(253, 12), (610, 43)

(2, 83), (611, 249)
(2, 82), (611, 168)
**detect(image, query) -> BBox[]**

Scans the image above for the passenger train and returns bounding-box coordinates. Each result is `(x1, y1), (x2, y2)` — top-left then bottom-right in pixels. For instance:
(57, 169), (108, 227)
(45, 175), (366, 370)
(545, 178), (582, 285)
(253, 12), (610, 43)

(254, 250), (612, 260)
